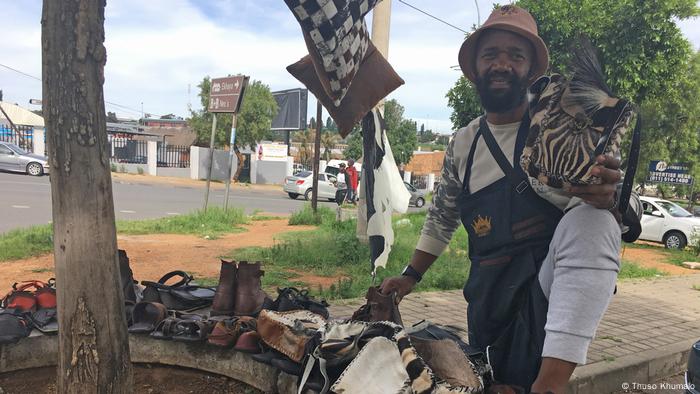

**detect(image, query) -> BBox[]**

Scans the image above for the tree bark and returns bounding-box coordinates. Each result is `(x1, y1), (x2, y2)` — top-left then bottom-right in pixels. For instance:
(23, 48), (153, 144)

(233, 144), (244, 182)
(42, 0), (133, 392)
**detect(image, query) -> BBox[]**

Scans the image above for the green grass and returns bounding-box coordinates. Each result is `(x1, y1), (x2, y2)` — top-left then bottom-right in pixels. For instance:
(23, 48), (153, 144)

(0, 224), (54, 261)
(228, 210), (471, 300)
(288, 203), (335, 226)
(116, 207), (248, 238)
(0, 207), (249, 262)
(618, 260), (666, 279)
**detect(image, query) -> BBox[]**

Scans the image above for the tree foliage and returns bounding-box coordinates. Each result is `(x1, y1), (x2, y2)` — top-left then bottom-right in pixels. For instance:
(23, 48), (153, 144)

(384, 99), (418, 166)
(446, 76), (483, 130)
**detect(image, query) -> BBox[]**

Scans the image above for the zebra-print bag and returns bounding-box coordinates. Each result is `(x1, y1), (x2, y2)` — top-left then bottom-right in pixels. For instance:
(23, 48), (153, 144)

(520, 41), (641, 231)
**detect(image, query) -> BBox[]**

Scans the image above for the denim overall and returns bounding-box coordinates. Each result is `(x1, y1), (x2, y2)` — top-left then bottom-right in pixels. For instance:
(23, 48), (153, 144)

(459, 116), (564, 390)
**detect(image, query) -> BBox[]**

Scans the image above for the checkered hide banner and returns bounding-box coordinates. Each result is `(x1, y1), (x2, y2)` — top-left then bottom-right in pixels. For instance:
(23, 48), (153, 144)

(284, 0), (383, 106)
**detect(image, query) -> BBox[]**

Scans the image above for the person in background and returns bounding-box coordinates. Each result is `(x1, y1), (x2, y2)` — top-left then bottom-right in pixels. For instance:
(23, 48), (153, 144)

(345, 159), (359, 204)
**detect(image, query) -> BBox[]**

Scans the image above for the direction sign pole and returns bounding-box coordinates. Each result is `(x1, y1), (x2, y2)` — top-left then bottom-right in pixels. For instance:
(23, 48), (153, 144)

(203, 113), (217, 212)
(224, 115), (237, 211)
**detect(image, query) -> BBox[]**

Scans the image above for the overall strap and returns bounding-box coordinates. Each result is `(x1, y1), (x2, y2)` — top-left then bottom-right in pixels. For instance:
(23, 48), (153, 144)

(478, 116), (532, 194)
(462, 128), (484, 195)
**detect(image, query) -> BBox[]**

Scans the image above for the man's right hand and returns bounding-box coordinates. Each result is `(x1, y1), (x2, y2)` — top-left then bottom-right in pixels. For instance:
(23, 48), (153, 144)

(379, 275), (417, 303)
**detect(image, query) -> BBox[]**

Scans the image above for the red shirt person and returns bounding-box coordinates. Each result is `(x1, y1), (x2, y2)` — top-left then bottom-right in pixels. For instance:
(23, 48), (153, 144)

(345, 159), (359, 202)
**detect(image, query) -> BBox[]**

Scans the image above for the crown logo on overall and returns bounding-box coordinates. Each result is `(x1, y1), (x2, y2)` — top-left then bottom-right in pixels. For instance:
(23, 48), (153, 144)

(471, 215), (492, 237)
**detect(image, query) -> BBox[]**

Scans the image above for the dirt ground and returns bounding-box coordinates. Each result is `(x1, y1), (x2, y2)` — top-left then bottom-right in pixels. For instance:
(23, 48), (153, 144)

(0, 219), (322, 293)
(0, 218), (696, 294)
(0, 364), (262, 394)
(620, 245), (697, 275)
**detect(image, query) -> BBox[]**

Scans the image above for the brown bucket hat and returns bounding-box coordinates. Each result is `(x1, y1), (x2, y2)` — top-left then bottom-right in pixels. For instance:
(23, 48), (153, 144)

(458, 5), (549, 84)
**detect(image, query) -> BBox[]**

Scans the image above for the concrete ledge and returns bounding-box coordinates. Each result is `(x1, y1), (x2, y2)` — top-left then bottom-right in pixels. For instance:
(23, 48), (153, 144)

(0, 334), (299, 393)
(569, 338), (695, 394)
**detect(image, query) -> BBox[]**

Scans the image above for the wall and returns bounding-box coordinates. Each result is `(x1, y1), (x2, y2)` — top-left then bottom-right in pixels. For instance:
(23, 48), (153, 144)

(193, 146), (237, 181)
(255, 160), (290, 184)
(157, 168), (190, 178)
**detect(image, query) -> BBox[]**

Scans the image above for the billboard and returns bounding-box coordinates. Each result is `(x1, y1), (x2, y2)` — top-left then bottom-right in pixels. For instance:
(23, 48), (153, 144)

(257, 143), (288, 161)
(209, 76), (249, 113)
(647, 161), (694, 185)
(271, 88), (308, 130)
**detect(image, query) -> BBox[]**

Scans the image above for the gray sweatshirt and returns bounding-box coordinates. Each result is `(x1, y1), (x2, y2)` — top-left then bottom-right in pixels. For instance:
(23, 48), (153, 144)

(417, 118), (621, 364)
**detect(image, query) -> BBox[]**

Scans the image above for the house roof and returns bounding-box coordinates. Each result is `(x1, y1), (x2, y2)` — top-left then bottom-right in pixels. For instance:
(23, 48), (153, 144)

(0, 101), (44, 127)
(404, 151), (445, 175)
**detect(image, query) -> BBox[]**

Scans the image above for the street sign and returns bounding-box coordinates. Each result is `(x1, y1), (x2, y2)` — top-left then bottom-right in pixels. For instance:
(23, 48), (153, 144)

(647, 161), (694, 185)
(208, 76), (249, 113)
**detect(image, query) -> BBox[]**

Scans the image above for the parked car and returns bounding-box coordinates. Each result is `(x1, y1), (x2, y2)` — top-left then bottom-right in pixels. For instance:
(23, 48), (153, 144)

(283, 171), (339, 201)
(0, 141), (49, 176)
(686, 340), (700, 394)
(404, 182), (427, 208)
(639, 196), (700, 249)
(694, 206), (700, 218)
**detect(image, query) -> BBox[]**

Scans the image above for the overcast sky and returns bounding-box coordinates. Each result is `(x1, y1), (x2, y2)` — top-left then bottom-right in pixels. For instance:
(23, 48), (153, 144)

(2, 0), (699, 134)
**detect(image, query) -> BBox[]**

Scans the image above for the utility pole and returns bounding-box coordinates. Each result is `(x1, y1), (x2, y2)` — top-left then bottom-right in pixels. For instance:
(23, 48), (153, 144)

(357, 0), (393, 243)
(371, 0), (392, 114)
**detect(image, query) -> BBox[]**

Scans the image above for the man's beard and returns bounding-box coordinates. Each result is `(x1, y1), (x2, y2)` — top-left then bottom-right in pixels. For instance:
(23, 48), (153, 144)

(476, 71), (528, 113)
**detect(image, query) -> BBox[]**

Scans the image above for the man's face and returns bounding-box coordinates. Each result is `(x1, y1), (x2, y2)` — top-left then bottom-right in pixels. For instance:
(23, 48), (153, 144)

(474, 29), (534, 113)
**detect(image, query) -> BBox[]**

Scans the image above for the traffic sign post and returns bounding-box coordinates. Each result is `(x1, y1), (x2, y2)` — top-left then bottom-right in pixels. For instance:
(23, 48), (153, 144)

(203, 75), (249, 212)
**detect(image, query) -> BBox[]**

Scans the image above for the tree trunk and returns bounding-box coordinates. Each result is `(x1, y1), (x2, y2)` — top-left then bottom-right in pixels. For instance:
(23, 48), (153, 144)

(233, 144), (244, 182)
(42, 1), (134, 392)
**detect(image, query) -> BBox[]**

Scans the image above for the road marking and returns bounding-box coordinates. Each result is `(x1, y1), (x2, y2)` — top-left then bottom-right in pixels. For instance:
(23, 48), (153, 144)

(166, 212), (180, 215)
(119, 210), (136, 213)
(11, 205), (30, 209)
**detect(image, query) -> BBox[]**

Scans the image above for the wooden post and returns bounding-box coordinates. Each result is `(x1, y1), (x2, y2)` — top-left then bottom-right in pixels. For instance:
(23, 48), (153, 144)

(311, 101), (322, 212)
(203, 113), (218, 211)
(41, 0), (134, 392)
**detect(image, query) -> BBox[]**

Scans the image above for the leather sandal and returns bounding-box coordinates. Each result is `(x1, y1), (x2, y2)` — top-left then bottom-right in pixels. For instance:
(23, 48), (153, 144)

(128, 302), (168, 334)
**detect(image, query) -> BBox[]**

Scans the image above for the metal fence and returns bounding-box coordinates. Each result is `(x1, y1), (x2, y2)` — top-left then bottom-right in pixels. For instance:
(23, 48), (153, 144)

(109, 137), (148, 164)
(0, 125), (34, 152)
(157, 143), (190, 168)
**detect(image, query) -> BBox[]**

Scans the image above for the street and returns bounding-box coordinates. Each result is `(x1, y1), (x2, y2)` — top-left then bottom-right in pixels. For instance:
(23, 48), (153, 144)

(0, 171), (423, 234)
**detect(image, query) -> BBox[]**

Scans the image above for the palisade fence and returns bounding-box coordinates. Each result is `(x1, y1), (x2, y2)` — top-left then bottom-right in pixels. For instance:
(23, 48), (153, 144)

(0, 125), (34, 152)
(157, 142), (190, 168)
(108, 137), (148, 164)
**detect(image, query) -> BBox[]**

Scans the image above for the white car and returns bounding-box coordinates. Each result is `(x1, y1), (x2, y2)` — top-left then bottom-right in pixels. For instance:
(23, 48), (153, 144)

(639, 196), (700, 249)
(283, 171), (339, 201)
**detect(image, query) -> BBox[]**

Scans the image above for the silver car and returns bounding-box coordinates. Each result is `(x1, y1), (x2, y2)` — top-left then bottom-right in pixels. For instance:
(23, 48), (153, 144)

(404, 182), (427, 208)
(0, 142), (50, 176)
(283, 171), (339, 201)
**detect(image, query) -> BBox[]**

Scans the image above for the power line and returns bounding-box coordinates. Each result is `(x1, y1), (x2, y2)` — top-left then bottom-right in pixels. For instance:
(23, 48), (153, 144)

(396, 0), (468, 34)
(0, 62), (159, 118)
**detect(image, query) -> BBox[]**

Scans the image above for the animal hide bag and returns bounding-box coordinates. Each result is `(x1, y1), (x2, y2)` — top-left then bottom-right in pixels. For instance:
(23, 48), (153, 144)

(520, 41), (637, 189)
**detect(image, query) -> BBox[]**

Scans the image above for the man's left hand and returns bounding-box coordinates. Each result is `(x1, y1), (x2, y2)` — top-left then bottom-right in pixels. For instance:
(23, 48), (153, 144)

(566, 155), (620, 209)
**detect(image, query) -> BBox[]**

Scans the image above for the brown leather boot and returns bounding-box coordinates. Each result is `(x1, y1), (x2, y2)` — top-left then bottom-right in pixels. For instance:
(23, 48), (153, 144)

(211, 260), (237, 316)
(233, 261), (269, 316)
(351, 286), (403, 326)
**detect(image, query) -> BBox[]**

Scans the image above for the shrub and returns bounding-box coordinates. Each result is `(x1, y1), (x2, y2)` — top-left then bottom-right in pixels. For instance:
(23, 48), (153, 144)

(110, 163), (117, 172)
(137, 166), (144, 175)
(288, 204), (334, 226)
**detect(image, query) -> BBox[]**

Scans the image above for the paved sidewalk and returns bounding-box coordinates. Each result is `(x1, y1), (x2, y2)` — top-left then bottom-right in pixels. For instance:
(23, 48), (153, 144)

(329, 273), (700, 394)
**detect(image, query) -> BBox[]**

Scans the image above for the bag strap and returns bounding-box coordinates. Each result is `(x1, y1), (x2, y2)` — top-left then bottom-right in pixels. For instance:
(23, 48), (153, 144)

(619, 110), (641, 215)
(157, 271), (192, 287)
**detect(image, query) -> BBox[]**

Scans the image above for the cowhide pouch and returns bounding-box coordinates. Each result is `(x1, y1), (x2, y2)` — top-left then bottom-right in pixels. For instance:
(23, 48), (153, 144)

(520, 42), (636, 189)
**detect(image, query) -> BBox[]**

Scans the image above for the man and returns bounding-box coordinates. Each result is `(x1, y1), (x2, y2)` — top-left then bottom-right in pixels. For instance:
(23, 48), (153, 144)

(381, 5), (628, 393)
(345, 158), (359, 204)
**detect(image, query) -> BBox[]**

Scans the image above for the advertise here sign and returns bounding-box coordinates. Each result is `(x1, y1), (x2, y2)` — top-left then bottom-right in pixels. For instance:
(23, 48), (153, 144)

(647, 161), (694, 185)
(257, 143), (288, 161)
